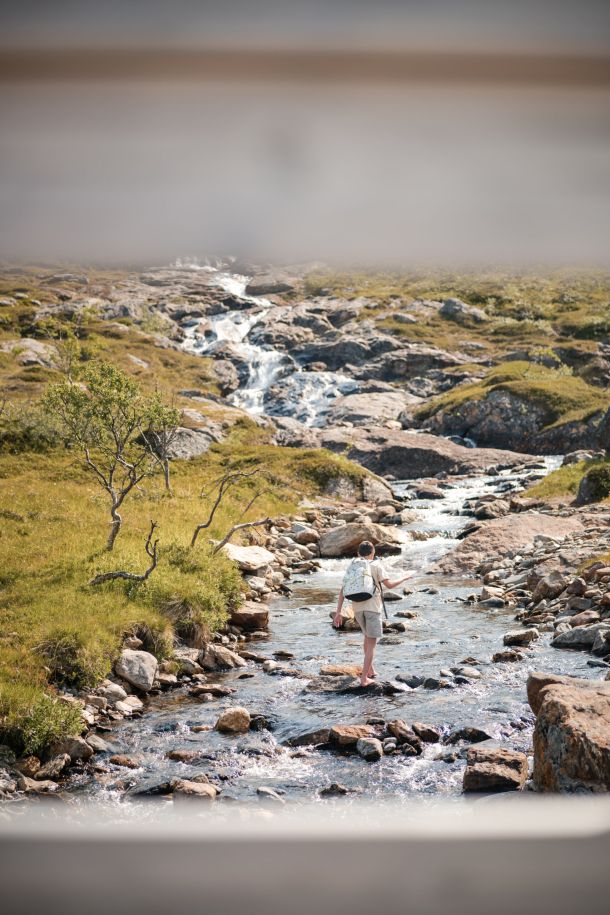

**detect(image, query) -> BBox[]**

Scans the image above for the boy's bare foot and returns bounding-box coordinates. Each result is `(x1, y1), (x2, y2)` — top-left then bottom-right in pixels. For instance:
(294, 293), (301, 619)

(370, 668), (378, 678)
(360, 677), (375, 687)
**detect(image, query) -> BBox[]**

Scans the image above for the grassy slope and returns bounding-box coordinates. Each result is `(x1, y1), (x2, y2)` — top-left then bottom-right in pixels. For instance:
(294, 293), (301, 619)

(0, 422), (365, 753)
(414, 361), (610, 428)
(304, 268), (610, 349)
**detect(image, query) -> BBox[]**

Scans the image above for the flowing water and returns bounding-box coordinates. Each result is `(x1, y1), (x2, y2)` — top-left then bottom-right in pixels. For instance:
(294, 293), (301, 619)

(179, 265), (357, 425)
(70, 266), (597, 807)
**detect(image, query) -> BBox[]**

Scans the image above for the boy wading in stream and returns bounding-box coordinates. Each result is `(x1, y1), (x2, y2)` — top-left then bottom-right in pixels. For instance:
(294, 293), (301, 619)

(333, 541), (414, 687)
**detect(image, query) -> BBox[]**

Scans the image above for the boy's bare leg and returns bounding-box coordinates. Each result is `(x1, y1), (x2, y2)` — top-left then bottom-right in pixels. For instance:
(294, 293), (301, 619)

(361, 636), (377, 686)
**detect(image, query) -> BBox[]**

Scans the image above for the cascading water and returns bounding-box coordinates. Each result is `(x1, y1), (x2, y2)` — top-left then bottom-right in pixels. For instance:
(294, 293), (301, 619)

(178, 264), (357, 425)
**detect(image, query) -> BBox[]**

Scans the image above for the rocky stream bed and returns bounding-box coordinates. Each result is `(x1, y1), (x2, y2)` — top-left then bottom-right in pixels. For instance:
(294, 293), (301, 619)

(2, 263), (609, 807)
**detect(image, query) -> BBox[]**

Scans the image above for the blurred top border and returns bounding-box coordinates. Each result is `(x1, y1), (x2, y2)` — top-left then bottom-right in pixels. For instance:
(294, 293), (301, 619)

(1, 48), (609, 86)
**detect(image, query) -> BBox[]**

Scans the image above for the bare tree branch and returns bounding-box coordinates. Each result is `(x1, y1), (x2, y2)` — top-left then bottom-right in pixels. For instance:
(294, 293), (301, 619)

(190, 468), (263, 548)
(89, 521), (159, 586)
(212, 517), (272, 555)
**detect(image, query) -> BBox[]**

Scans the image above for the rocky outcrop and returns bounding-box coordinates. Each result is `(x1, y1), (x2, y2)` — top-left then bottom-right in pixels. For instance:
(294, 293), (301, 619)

(436, 511), (585, 574)
(527, 673), (610, 792)
(421, 387), (604, 454)
(318, 427), (536, 480)
(325, 391), (422, 426)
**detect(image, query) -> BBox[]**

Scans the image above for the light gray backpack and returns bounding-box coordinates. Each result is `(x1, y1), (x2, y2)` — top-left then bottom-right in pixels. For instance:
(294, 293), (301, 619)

(343, 558), (377, 603)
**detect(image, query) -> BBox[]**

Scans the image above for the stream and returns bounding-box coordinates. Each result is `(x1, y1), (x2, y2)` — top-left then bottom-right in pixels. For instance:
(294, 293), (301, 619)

(69, 266), (597, 808)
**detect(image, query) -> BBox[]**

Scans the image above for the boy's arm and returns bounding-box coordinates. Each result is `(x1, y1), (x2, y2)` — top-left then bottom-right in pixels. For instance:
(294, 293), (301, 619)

(381, 571), (415, 590)
(333, 588), (345, 627)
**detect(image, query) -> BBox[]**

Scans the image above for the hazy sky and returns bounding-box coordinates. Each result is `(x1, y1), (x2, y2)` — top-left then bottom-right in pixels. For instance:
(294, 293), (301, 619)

(1, 1), (610, 53)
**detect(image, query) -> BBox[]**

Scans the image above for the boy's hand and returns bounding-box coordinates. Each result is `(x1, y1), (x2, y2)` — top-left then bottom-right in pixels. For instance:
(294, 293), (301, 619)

(333, 612), (343, 629)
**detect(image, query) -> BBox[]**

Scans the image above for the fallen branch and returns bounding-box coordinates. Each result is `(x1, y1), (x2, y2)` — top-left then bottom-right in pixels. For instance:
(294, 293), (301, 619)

(89, 521), (159, 586)
(212, 517), (272, 555)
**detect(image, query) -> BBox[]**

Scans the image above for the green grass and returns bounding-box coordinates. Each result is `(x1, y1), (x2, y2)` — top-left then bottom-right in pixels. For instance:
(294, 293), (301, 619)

(0, 422), (368, 754)
(414, 361), (610, 429)
(524, 460), (595, 501)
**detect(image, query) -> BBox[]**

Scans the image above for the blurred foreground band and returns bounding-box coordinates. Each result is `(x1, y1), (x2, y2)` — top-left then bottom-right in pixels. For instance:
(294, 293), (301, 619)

(1, 799), (609, 915)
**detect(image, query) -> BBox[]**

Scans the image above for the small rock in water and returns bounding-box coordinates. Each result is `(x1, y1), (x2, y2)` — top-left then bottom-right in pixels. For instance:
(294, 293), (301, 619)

(257, 786), (285, 804)
(445, 726), (493, 745)
(356, 738), (384, 762)
(319, 783), (349, 797)
(463, 747), (528, 793)
(216, 707), (251, 734)
(423, 677), (441, 690)
(492, 649), (524, 663)
(109, 755), (142, 769)
(503, 628), (539, 647)
(396, 673), (423, 688)
(412, 722), (441, 743)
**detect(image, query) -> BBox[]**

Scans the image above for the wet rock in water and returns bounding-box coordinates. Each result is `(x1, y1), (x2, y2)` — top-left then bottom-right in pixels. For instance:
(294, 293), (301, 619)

(109, 755), (142, 769)
(462, 747), (528, 792)
(387, 720), (423, 754)
(229, 601), (269, 631)
(36, 754), (70, 780)
(0, 769), (17, 795)
(199, 643), (247, 671)
(221, 543), (275, 573)
(395, 610), (418, 619)
(318, 521), (402, 558)
(528, 673), (610, 791)
(16, 775), (60, 794)
(319, 782), (349, 797)
(285, 728), (331, 748)
(172, 779), (219, 800)
(50, 736), (94, 762)
(552, 622), (610, 650)
(453, 666), (482, 680)
(320, 664), (361, 677)
(114, 649), (158, 692)
(257, 786), (285, 804)
(445, 726), (493, 745)
(166, 749), (205, 763)
(357, 737), (384, 761)
(503, 628), (539, 647)
(190, 683), (236, 699)
(274, 649), (295, 660)
(382, 590), (403, 601)
(329, 724), (376, 750)
(339, 678), (409, 696)
(412, 722), (441, 743)
(492, 649), (524, 663)
(249, 714), (271, 731)
(396, 673), (424, 688)
(423, 677), (441, 690)
(216, 707), (251, 734)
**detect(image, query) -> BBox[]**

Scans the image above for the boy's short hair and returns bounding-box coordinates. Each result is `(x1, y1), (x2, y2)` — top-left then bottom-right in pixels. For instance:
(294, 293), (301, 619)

(358, 540), (375, 557)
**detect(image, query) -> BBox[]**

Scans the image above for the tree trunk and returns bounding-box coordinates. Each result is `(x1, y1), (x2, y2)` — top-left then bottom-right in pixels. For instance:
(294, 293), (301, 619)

(107, 506), (122, 551)
(163, 459), (172, 496)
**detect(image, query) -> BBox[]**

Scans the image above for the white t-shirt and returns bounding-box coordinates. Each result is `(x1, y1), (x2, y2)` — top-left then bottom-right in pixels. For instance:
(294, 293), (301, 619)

(350, 560), (387, 614)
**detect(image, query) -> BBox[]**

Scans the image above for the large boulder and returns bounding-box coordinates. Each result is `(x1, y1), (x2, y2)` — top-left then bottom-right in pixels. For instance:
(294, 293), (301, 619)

(551, 623), (610, 650)
(528, 673), (610, 791)
(326, 391), (422, 427)
(222, 543), (275, 573)
(318, 521), (403, 558)
(318, 427), (535, 480)
(532, 570), (567, 602)
(114, 649), (158, 692)
(462, 746), (528, 792)
(229, 601), (269, 631)
(436, 511), (585, 574)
